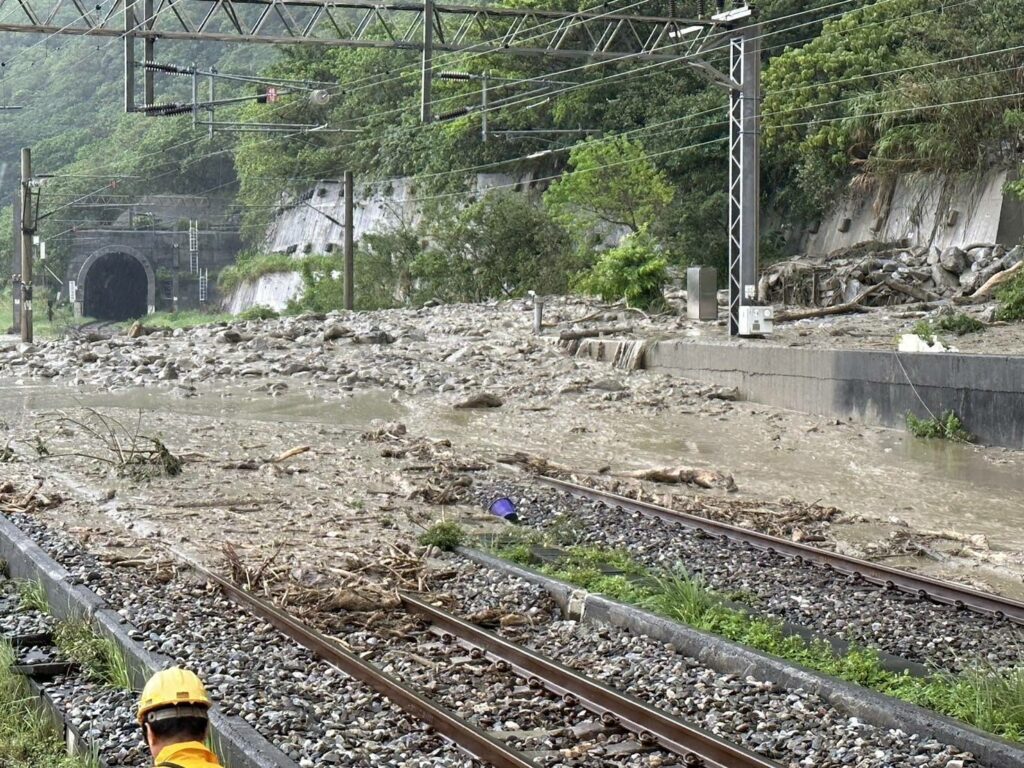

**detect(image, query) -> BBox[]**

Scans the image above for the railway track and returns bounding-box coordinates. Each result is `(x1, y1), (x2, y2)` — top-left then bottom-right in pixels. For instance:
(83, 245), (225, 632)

(181, 549), (777, 768)
(537, 476), (1024, 625)
(0, 507), (998, 767)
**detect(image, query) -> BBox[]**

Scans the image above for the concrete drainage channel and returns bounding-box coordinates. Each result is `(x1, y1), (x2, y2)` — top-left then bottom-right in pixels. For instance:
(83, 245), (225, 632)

(459, 548), (1024, 768)
(0, 515), (298, 768)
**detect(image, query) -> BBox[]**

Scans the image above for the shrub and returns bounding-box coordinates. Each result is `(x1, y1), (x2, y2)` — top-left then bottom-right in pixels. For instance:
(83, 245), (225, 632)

(218, 252), (296, 293)
(911, 320), (936, 345)
(995, 268), (1024, 321)
(574, 229), (668, 309)
(237, 305), (279, 322)
(934, 312), (985, 335)
(906, 411), (972, 442)
(418, 521), (466, 551)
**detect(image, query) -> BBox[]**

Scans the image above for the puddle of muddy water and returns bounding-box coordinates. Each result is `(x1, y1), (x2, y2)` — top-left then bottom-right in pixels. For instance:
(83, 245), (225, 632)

(2, 381), (1021, 588)
(0, 383), (405, 428)
(420, 398), (1024, 557)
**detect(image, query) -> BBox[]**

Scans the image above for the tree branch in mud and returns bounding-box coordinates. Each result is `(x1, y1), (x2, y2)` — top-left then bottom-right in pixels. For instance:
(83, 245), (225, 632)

(33, 408), (184, 479)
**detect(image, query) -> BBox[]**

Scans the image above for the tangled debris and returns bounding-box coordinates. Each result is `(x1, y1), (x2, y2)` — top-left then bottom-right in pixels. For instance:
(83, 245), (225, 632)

(34, 409), (184, 479)
(0, 481), (63, 514)
(761, 241), (1023, 313)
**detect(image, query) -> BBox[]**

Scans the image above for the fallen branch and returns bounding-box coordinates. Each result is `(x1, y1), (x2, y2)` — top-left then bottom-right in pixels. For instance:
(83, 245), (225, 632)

(882, 278), (940, 303)
(271, 445), (311, 463)
(558, 325), (634, 341)
(973, 261), (1024, 298)
(774, 284), (881, 322)
(615, 466), (737, 491)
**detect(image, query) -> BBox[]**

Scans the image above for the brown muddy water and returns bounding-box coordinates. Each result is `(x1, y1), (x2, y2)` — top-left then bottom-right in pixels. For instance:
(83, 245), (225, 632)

(2, 380), (1022, 596)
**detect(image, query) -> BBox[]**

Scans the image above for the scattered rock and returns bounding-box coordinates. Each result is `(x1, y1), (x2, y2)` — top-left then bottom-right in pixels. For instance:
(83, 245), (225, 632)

(454, 392), (503, 409)
(352, 329), (395, 345)
(938, 246), (968, 274)
(323, 323), (352, 341)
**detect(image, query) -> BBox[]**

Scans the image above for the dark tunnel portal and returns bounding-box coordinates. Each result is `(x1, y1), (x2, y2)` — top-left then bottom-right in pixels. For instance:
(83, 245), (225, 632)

(83, 252), (148, 321)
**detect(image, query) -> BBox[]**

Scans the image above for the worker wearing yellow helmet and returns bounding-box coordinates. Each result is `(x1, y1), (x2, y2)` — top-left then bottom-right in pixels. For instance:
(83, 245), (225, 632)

(137, 667), (222, 767)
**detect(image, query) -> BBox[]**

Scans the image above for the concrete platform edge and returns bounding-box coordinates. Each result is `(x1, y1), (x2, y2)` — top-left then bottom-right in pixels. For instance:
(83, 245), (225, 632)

(575, 338), (1024, 448)
(460, 547), (1024, 768)
(0, 515), (298, 768)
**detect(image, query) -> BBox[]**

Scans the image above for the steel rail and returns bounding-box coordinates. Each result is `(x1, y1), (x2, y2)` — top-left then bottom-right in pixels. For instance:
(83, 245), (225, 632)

(537, 476), (1024, 626)
(172, 553), (536, 768)
(400, 593), (779, 768)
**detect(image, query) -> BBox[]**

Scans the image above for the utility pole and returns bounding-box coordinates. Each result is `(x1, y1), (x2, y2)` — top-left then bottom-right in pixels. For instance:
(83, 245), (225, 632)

(344, 171), (354, 310)
(481, 72), (489, 142)
(420, 0), (434, 123)
(19, 147), (33, 343)
(727, 23), (761, 337)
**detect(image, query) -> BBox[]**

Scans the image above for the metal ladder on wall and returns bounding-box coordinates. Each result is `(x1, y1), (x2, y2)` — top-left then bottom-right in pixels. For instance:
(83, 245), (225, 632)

(188, 220), (199, 274)
(198, 268), (209, 303)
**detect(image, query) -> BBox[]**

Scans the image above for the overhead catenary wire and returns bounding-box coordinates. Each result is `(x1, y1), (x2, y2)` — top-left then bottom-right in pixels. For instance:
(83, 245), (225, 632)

(389, 85), (1024, 207)
(74, 0), (999, 210)
(316, 0), (973, 135)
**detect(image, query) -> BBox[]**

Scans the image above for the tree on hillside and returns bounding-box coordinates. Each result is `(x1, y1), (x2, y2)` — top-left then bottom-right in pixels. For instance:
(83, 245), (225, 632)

(416, 191), (572, 302)
(543, 137), (674, 247)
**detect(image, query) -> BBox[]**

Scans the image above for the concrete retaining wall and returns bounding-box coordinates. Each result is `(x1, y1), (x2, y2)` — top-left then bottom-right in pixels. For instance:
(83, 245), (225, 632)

(578, 339), (1024, 449)
(799, 170), (1024, 256)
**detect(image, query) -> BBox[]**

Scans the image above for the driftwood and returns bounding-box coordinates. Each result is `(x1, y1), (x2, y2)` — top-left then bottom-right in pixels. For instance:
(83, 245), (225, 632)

(774, 284), (882, 321)
(615, 466), (737, 492)
(558, 325), (633, 341)
(271, 445), (311, 463)
(973, 260), (1024, 298)
(882, 278), (940, 303)
(496, 451), (578, 478)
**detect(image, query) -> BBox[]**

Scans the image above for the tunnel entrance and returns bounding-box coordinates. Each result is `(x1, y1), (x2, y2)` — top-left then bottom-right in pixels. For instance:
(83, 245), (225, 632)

(83, 252), (149, 321)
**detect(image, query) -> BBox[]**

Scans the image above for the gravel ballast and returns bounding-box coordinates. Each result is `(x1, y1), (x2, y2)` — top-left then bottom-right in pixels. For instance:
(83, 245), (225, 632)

(473, 483), (1024, 673)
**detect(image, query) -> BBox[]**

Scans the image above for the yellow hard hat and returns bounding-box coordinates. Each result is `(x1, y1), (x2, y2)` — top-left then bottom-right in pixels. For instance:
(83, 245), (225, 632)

(137, 667), (212, 725)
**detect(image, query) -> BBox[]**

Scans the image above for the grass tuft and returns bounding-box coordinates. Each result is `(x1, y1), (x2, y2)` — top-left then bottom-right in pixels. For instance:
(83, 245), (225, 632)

(906, 411), (972, 442)
(418, 521), (466, 551)
(237, 305), (280, 322)
(0, 639), (100, 767)
(934, 313), (986, 336)
(53, 621), (133, 690)
(16, 581), (48, 614)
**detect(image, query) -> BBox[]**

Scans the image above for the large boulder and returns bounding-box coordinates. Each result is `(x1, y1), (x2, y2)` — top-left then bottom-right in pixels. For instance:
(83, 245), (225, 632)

(939, 246), (968, 274)
(930, 263), (961, 292)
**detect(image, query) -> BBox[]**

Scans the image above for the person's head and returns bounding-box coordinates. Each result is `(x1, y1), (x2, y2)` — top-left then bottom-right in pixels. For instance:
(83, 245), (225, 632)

(137, 667), (212, 757)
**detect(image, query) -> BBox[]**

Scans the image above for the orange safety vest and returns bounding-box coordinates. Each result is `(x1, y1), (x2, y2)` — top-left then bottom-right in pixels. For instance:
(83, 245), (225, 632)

(154, 741), (223, 768)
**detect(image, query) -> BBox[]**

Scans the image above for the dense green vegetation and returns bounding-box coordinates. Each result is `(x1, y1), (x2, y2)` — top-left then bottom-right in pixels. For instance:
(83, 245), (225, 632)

(996, 269), (1024, 321)
(492, 539), (1024, 742)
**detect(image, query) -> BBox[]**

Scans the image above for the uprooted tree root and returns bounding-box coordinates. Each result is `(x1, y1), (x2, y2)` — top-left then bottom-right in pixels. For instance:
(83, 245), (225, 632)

(34, 408), (185, 480)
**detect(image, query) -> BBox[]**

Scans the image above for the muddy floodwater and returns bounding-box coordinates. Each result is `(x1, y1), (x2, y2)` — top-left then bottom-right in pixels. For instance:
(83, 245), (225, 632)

(2, 377), (1021, 598)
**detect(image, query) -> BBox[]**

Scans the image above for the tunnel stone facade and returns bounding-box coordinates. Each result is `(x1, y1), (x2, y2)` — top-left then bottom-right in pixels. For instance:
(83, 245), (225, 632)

(64, 228), (242, 319)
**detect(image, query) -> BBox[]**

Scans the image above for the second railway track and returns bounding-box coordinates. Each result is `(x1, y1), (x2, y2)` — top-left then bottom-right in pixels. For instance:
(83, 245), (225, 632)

(473, 476), (1024, 674)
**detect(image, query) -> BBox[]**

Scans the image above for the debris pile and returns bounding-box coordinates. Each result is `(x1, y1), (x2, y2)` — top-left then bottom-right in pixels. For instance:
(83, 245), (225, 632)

(760, 241), (1024, 312)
